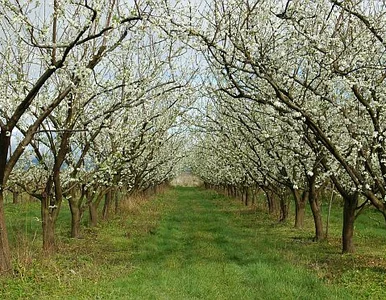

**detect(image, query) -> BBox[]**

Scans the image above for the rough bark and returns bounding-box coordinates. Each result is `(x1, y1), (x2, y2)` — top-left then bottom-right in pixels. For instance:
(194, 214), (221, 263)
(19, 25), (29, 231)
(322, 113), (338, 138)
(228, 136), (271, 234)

(342, 193), (358, 253)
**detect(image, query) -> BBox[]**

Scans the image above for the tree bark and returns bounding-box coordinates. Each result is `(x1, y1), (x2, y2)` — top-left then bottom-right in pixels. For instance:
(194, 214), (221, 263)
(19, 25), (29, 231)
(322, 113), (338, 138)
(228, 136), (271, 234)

(292, 189), (308, 229)
(342, 193), (358, 253)
(309, 180), (324, 241)
(244, 188), (249, 206)
(69, 198), (81, 238)
(41, 196), (57, 252)
(266, 190), (277, 215)
(102, 189), (112, 220)
(0, 192), (12, 274)
(279, 193), (289, 222)
(0, 129), (12, 273)
(89, 202), (98, 227)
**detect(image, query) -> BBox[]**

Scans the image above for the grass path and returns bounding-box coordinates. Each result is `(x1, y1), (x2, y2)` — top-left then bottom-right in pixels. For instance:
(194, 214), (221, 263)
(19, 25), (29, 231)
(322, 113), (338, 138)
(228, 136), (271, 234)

(2, 187), (354, 299)
(97, 187), (351, 299)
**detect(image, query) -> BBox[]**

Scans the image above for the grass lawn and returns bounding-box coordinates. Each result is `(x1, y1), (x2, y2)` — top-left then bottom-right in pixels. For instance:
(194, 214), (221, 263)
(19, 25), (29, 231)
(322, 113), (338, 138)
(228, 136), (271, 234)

(0, 187), (384, 299)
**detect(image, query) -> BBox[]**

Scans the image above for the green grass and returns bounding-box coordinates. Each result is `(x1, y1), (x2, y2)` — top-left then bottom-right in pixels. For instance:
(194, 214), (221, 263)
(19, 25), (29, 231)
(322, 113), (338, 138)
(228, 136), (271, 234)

(97, 187), (350, 300)
(0, 187), (385, 299)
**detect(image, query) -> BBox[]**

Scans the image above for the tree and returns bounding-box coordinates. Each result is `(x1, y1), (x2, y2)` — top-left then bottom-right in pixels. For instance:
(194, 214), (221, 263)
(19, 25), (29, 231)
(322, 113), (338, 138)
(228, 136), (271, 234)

(0, 0), (147, 271)
(175, 0), (386, 252)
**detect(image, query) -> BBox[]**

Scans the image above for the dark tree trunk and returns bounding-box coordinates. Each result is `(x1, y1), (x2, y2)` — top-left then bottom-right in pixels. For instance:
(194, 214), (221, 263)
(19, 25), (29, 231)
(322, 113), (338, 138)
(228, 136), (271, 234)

(102, 189), (112, 220)
(265, 190), (277, 215)
(279, 194), (289, 222)
(292, 189), (308, 229)
(342, 193), (358, 253)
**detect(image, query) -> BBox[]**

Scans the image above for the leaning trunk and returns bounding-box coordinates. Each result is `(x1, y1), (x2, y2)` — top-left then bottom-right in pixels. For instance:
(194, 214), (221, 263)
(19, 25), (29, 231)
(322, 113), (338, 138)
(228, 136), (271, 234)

(342, 193), (358, 253)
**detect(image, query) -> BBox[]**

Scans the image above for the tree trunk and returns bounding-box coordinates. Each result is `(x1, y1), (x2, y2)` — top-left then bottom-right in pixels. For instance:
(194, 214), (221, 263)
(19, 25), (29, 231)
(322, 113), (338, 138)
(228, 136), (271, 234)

(69, 198), (81, 238)
(12, 191), (19, 204)
(292, 189), (308, 229)
(309, 199), (324, 241)
(41, 199), (56, 252)
(342, 193), (358, 253)
(266, 190), (277, 215)
(114, 188), (120, 214)
(0, 192), (12, 274)
(89, 202), (98, 227)
(244, 188), (249, 206)
(0, 129), (12, 273)
(279, 194), (289, 222)
(309, 185), (324, 241)
(102, 189), (112, 220)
